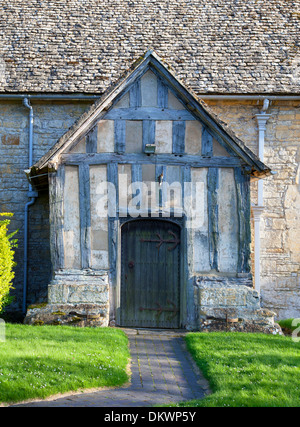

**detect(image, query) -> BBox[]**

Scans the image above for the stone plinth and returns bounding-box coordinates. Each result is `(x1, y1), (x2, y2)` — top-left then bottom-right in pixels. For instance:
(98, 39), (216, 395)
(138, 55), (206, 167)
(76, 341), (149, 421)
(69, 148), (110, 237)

(24, 303), (109, 327)
(194, 275), (280, 334)
(24, 269), (110, 327)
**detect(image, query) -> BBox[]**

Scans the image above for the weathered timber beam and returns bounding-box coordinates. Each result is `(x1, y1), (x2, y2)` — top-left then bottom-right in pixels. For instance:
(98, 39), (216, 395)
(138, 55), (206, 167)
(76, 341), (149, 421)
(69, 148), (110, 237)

(103, 107), (195, 121)
(234, 168), (251, 274)
(61, 153), (242, 168)
(207, 168), (219, 271)
(79, 163), (91, 269)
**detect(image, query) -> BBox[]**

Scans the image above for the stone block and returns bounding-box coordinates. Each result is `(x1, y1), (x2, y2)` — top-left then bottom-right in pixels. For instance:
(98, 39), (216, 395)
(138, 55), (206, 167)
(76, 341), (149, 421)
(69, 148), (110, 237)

(1, 134), (20, 145)
(24, 303), (109, 327)
(23, 269), (111, 327)
(48, 270), (109, 305)
(194, 275), (271, 327)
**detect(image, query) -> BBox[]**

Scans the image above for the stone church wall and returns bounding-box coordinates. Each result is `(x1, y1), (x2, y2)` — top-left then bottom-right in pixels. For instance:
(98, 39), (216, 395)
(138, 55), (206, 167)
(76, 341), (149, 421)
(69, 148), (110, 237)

(0, 100), (93, 311)
(0, 98), (299, 320)
(206, 99), (300, 319)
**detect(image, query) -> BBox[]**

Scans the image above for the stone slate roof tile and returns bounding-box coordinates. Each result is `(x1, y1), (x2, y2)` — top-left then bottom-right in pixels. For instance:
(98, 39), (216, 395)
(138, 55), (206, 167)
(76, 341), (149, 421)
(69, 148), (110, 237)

(0, 0), (299, 95)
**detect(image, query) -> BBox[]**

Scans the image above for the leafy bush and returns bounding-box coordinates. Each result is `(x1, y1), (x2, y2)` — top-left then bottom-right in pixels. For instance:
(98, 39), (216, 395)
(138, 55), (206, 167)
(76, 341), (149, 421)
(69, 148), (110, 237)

(0, 213), (18, 313)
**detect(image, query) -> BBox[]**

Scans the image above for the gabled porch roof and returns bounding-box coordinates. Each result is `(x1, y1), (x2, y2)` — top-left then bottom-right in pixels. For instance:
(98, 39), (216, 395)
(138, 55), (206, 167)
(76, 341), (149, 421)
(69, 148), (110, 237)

(27, 50), (271, 185)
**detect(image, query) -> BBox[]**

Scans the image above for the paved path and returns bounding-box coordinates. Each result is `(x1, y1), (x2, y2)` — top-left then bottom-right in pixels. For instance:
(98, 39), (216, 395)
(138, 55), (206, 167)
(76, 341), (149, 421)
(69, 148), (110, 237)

(13, 329), (209, 407)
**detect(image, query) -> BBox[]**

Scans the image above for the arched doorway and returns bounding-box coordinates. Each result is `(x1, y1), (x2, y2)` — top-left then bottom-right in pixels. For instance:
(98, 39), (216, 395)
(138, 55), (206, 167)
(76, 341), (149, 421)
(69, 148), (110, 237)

(120, 219), (181, 328)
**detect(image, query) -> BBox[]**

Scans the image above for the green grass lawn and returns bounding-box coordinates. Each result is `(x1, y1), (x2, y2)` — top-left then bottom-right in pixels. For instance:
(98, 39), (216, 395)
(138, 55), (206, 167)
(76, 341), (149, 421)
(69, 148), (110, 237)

(182, 332), (300, 407)
(0, 324), (130, 404)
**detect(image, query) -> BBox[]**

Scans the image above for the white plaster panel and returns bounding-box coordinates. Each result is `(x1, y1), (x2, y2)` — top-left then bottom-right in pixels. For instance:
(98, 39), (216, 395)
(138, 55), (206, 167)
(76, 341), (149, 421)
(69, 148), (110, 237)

(218, 168), (239, 273)
(63, 166), (81, 269)
(69, 137), (86, 154)
(191, 168), (208, 231)
(113, 92), (130, 108)
(185, 121), (202, 155)
(91, 250), (109, 270)
(118, 163), (132, 211)
(165, 165), (181, 184)
(126, 120), (143, 153)
(191, 168), (210, 272)
(213, 138), (230, 157)
(193, 231), (210, 272)
(142, 163), (156, 183)
(89, 165), (109, 269)
(97, 119), (115, 153)
(155, 120), (173, 153)
(141, 70), (158, 107)
(168, 90), (185, 110)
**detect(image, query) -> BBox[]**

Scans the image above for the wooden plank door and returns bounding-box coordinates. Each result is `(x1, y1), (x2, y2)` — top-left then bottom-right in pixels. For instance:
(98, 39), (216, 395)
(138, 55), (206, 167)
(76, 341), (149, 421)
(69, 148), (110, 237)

(120, 219), (181, 328)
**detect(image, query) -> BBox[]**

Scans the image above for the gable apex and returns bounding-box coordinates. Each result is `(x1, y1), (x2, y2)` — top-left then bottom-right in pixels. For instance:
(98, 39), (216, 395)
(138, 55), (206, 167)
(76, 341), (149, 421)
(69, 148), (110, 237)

(30, 50), (271, 178)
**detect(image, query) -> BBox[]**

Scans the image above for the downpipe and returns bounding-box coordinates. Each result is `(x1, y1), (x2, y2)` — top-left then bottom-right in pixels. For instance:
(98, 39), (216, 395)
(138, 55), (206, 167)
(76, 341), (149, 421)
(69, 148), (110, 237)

(253, 100), (272, 296)
(22, 98), (38, 315)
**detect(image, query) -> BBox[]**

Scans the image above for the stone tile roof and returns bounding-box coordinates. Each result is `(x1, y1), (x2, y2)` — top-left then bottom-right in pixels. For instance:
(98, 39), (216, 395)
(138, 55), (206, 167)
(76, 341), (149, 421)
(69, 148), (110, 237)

(0, 0), (299, 95)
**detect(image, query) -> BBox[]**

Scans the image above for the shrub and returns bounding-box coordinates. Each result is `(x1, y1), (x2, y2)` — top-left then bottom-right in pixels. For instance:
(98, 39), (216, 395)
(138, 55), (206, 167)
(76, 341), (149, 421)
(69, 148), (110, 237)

(0, 213), (18, 313)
